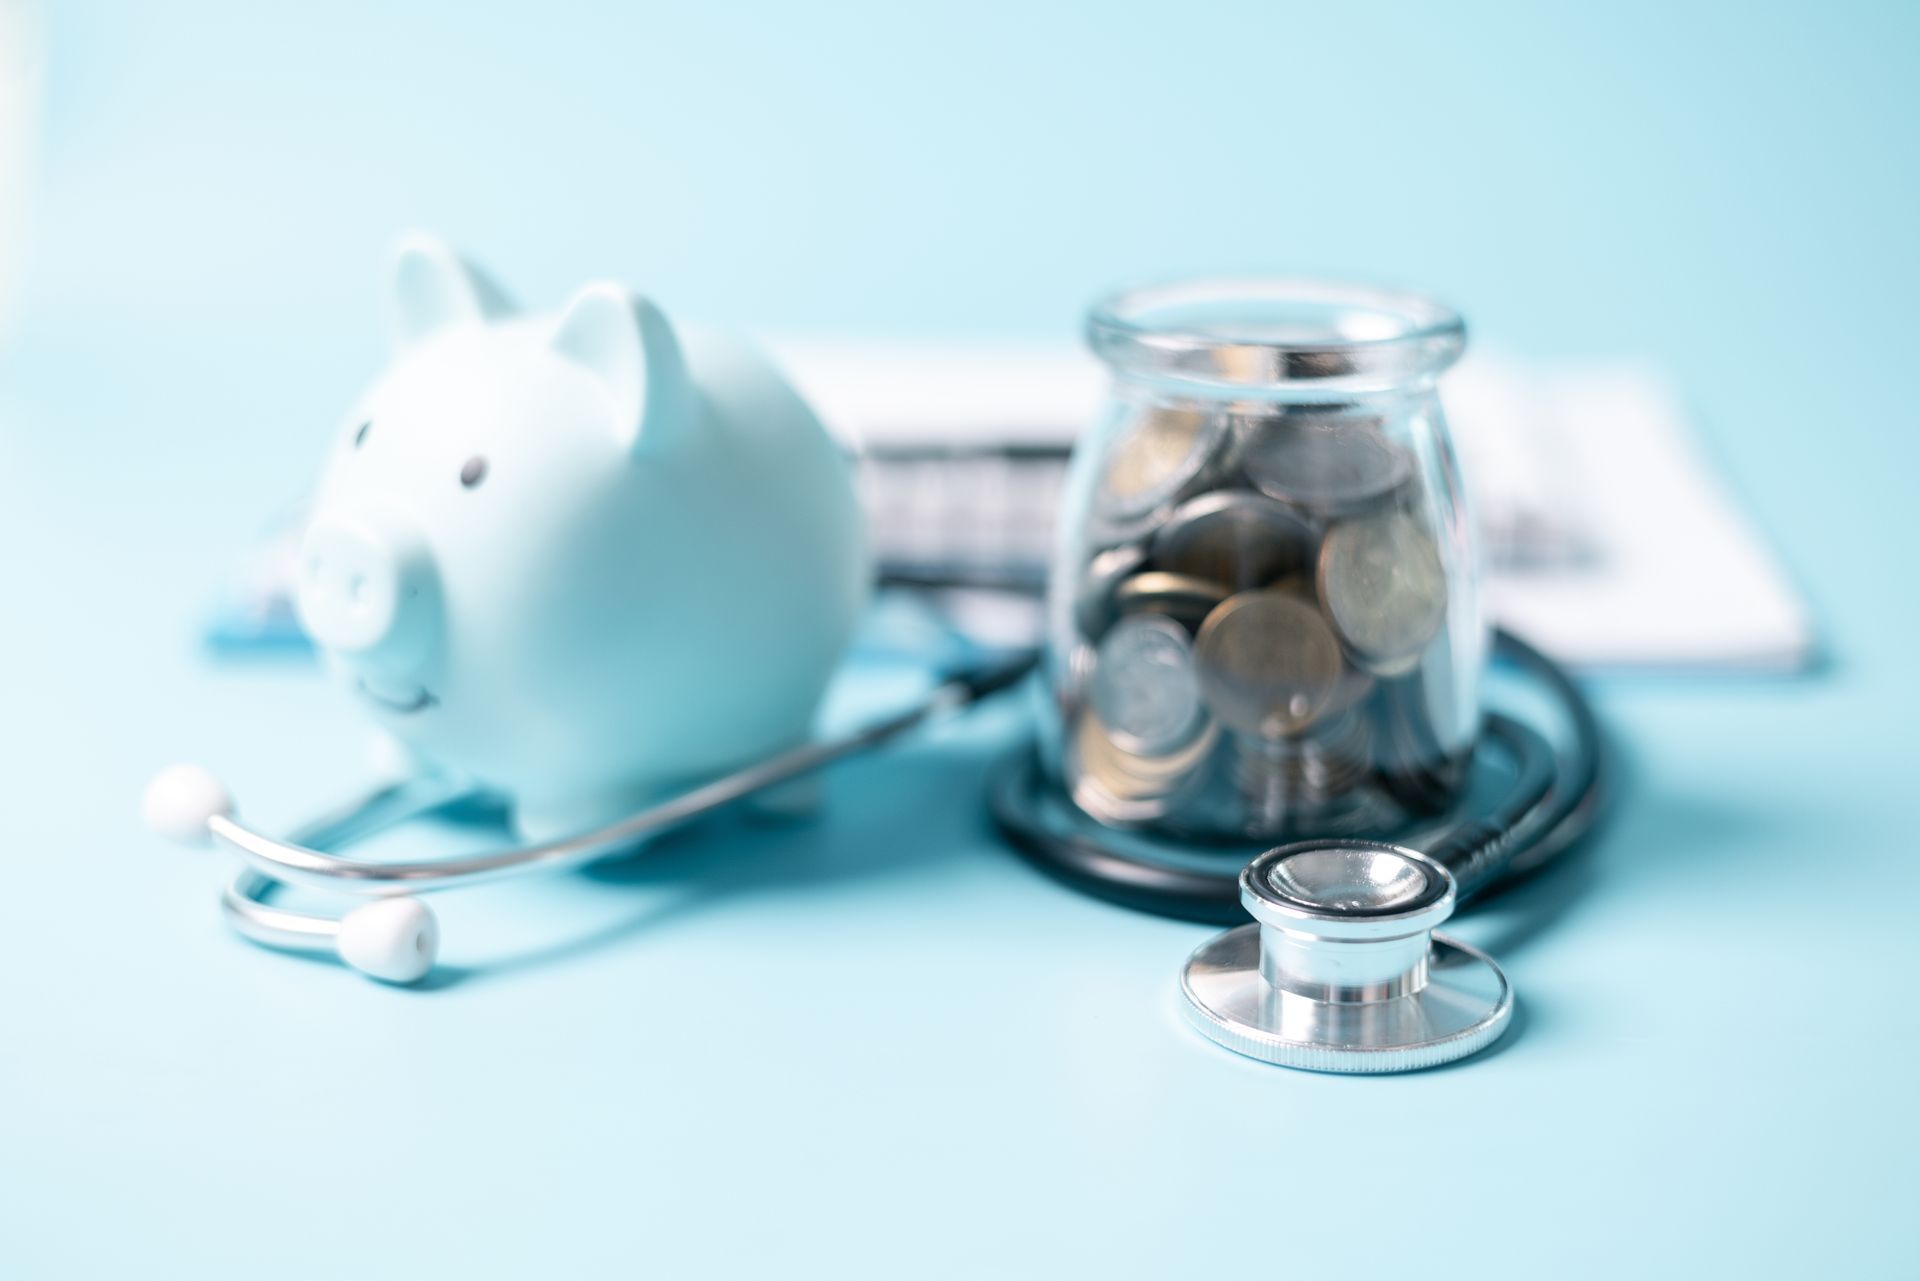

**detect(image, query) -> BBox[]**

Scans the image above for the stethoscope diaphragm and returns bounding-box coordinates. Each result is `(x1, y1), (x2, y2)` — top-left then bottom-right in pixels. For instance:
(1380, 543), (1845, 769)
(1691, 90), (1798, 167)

(1178, 841), (1512, 1073)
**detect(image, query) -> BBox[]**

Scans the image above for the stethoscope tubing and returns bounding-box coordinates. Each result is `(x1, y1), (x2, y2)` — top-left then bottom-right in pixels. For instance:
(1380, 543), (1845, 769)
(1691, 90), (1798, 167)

(215, 653), (1037, 955)
(210, 604), (1595, 962)
(219, 773), (473, 955)
(989, 627), (1604, 923)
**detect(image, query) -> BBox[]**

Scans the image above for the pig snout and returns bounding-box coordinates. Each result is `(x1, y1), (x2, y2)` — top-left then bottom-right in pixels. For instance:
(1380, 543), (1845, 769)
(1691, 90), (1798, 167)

(296, 509), (439, 663)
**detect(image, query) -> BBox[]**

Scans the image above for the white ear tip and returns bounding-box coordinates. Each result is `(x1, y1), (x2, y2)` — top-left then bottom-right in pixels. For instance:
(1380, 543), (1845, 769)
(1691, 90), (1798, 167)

(142, 764), (233, 844)
(337, 898), (440, 984)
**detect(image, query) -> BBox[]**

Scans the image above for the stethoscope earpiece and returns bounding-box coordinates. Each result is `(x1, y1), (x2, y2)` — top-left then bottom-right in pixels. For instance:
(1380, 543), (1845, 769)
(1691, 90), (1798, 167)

(335, 898), (440, 985)
(142, 763), (233, 846)
(144, 762), (440, 985)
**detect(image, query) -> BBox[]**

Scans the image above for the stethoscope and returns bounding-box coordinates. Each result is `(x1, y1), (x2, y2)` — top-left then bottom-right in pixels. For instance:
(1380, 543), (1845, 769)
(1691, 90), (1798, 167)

(992, 621), (1604, 1072)
(146, 591), (1601, 1072)
(145, 646), (1036, 982)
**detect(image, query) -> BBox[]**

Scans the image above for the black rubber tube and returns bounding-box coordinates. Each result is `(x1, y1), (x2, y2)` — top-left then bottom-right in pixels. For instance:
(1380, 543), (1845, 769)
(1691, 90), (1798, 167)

(980, 627), (1605, 923)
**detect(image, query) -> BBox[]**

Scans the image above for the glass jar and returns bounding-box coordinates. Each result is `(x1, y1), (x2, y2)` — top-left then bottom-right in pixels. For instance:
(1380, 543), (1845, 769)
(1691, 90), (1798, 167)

(1040, 279), (1484, 843)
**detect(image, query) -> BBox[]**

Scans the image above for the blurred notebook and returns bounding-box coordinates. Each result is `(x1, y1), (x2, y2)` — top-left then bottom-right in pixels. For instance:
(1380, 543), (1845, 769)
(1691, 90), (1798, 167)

(208, 340), (1813, 672)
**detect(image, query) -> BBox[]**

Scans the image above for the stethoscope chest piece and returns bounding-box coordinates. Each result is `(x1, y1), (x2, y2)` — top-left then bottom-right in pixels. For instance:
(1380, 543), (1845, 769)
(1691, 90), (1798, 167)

(1179, 841), (1512, 1073)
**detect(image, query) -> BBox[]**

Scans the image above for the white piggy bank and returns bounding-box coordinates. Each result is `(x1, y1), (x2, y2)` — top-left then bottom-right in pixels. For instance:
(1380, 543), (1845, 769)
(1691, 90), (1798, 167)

(295, 236), (869, 842)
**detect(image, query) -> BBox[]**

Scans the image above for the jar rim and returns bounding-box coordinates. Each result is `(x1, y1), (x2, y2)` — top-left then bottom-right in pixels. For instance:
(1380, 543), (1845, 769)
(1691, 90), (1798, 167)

(1085, 277), (1466, 394)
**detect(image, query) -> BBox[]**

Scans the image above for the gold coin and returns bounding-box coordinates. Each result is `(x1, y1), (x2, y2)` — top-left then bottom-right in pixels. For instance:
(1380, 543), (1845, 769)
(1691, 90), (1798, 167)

(1111, 571), (1230, 626)
(1231, 578), (1376, 714)
(1193, 589), (1345, 738)
(1070, 708), (1218, 823)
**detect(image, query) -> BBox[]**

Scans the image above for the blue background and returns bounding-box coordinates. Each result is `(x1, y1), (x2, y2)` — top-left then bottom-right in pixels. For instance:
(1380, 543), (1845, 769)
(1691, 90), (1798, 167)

(3, 1), (1918, 1276)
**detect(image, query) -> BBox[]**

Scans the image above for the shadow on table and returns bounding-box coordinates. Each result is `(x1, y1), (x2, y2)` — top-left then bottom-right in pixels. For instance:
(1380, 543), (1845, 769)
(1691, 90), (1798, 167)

(402, 739), (1009, 987)
(1467, 717), (1792, 965)
(1416, 723), (1797, 1068)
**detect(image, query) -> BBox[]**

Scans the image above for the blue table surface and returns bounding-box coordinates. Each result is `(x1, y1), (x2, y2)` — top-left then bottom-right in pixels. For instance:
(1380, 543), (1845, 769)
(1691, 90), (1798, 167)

(3, 2), (1918, 1277)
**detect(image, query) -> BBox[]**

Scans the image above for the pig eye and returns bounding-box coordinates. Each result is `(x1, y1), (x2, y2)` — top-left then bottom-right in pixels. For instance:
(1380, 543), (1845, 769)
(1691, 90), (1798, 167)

(460, 456), (488, 488)
(353, 420), (371, 448)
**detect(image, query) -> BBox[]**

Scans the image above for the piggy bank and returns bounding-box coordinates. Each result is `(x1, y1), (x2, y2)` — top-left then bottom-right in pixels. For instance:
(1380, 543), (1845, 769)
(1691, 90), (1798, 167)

(295, 235), (869, 842)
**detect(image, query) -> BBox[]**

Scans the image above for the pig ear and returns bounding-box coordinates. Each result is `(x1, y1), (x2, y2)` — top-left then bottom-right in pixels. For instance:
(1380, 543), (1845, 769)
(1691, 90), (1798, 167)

(549, 283), (692, 454)
(390, 233), (514, 350)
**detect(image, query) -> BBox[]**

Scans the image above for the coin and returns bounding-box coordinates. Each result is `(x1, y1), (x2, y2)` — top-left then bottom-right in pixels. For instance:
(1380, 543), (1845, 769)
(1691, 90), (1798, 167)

(1048, 640), (1099, 721)
(1192, 589), (1345, 738)
(1317, 509), (1448, 675)
(1095, 403), (1224, 519)
(1233, 712), (1372, 800)
(1231, 578), (1376, 713)
(1090, 614), (1206, 756)
(1367, 670), (1466, 816)
(1237, 412), (1411, 517)
(1151, 490), (1316, 590)
(1070, 708), (1218, 825)
(1110, 571), (1230, 628)
(1073, 543), (1148, 640)
(1230, 712), (1375, 835)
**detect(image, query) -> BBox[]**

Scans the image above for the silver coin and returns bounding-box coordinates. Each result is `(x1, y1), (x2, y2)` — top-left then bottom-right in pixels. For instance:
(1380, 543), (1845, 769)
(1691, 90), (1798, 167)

(1151, 490), (1316, 591)
(1095, 403), (1225, 519)
(1073, 543), (1148, 640)
(1048, 640), (1099, 721)
(1317, 510), (1448, 675)
(1090, 614), (1206, 756)
(1193, 590), (1345, 738)
(1237, 412), (1411, 517)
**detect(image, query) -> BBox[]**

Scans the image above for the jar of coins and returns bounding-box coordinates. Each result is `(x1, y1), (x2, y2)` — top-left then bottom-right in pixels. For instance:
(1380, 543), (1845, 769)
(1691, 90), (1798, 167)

(1042, 279), (1484, 842)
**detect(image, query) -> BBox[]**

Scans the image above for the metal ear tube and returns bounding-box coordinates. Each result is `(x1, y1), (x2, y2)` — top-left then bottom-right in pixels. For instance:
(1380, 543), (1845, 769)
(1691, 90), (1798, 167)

(144, 652), (1037, 984)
